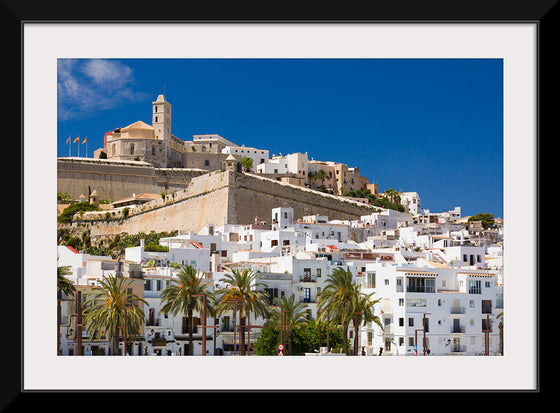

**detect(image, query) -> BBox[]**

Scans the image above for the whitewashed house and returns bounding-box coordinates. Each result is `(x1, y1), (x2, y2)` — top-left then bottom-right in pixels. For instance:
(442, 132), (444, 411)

(359, 262), (503, 356)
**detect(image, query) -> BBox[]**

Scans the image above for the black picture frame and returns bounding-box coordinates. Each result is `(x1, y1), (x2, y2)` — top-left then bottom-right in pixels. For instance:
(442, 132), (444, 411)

(11, 0), (552, 407)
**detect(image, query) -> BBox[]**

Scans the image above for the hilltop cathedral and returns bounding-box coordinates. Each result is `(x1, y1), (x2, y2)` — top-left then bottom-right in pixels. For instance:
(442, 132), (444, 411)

(94, 94), (242, 170)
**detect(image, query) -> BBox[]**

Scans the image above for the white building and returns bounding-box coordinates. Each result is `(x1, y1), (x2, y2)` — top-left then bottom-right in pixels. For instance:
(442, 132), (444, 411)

(222, 145), (269, 170)
(400, 192), (421, 215)
(256, 152), (308, 179)
(359, 262), (503, 356)
(361, 209), (414, 229)
(125, 238), (211, 272)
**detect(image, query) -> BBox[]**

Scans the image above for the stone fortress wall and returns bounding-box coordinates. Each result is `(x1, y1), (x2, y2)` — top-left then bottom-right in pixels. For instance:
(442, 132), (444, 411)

(63, 159), (377, 238)
(57, 157), (208, 201)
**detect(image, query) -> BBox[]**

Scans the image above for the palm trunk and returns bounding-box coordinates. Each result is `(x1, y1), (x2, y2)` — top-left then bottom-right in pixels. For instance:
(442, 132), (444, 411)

(113, 328), (120, 356)
(343, 321), (349, 355)
(187, 306), (194, 356)
(240, 316), (246, 356)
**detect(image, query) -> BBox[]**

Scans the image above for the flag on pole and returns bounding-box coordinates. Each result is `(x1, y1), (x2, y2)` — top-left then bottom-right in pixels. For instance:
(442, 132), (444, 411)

(82, 137), (87, 144)
(66, 136), (71, 143)
(73, 136), (80, 143)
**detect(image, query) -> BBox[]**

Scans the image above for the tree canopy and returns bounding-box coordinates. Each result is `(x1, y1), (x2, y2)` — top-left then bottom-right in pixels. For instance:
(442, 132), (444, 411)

(468, 213), (495, 229)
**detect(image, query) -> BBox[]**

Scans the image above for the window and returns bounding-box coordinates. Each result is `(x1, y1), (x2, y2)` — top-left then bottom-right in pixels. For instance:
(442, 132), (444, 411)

(265, 288), (278, 305)
(303, 288), (311, 303)
(130, 144), (134, 155)
(204, 159), (209, 166)
(482, 318), (492, 332)
(399, 317), (404, 327)
(482, 300), (492, 314)
(317, 268), (321, 277)
(496, 292), (503, 309)
(271, 239), (278, 247)
(469, 280), (482, 294)
(407, 277), (435, 293)
(423, 317), (429, 333)
(144, 279), (152, 291)
(407, 298), (427, 307)
(367, 273), (375, 288)
(398, 298), (404, 306)
(408, 318), (414, 327)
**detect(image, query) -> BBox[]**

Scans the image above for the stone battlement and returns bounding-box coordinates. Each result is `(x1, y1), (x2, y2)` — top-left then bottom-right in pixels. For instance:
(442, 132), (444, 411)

(67, 168), (377, 238)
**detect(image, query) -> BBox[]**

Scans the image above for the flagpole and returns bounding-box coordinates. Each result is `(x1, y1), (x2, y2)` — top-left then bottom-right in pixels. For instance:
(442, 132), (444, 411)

(68, 135), (71, 157)
(77, 139), (80, 157)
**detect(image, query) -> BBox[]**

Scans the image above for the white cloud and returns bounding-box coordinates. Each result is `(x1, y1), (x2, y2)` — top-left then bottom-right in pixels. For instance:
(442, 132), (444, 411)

(57, 59), (146, 121)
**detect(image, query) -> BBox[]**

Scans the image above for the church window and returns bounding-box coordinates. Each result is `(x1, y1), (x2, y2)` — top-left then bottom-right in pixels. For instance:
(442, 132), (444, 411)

(130, 144), (135, 155)
(152, 145), (156, 155)
(155, 116), (158, 122)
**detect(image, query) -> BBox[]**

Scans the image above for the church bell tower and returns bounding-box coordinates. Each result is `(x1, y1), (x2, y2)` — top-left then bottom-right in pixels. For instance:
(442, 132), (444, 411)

(152, 94), (172, 164)
(152, 94), (172, 142)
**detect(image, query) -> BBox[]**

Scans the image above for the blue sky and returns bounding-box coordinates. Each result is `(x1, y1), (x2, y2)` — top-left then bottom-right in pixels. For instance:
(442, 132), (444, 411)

(57, 58), (503, 218)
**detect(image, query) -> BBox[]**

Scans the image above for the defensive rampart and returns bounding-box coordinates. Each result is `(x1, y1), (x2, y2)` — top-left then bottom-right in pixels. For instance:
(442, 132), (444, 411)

(72, 170), (377, 238)
(57, 157), (207, 201)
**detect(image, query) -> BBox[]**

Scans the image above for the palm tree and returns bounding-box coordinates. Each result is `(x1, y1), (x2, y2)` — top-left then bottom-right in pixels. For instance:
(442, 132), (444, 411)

(82, 273), (147, 355)
(316, 266), (362, 355)
(268, 295), (310, 355)
(215, 267), (269, 355)
(315, 169), (328, 187)
(57, 261), (76, 299)
(159, 264), (215, 356)
(353, 291), (383, 355)
(383, 188), (401, 204)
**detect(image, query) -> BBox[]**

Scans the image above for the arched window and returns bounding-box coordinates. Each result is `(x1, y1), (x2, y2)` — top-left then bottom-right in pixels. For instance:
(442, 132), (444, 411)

(112, 144), (116, 156)
(130, 144), (135, 155)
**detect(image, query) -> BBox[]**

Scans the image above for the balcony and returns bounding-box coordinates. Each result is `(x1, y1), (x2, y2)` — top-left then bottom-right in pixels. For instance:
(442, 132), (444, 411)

(451, 325), (465, 333)
(146, 318), (161, 327)
(450, 306), (465, 314)
(450, 345), (467, 353)
(299, 274), (316, 283)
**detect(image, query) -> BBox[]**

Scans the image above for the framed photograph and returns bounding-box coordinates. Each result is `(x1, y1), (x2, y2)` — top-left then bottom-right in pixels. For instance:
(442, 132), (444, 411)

(17, 3), (549, 401)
